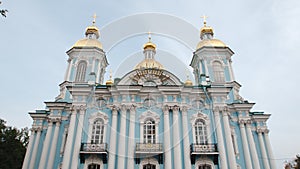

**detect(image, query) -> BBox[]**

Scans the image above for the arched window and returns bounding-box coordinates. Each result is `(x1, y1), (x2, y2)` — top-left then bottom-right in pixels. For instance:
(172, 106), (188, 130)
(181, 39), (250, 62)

(199, 164), (212, 169)
(75, 61), (87, 82)
(212, 61), (224, 82)
(195, 119), (207, 144)
(91, 119), (104, 144)
(143, 164), (156, 169)
(143, 118), (156, 144)
(88, 164), (100, 169)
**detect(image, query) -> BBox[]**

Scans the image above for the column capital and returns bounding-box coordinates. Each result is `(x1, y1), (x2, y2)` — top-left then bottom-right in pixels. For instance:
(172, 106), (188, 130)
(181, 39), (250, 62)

(120, 104), (127, 113)
(129, 104), (136, 113)
(238, 120), (246, 126)
(172, 105), (180, 112)
(162, 105), (170, 114)
(112, 105), (118, 116)
(213, 106), (220, 112)
(181, 106), (188, 116)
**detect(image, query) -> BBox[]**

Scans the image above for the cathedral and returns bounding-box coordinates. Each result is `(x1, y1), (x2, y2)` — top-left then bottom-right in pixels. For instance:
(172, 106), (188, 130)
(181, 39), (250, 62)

(22, 17), (276, 169)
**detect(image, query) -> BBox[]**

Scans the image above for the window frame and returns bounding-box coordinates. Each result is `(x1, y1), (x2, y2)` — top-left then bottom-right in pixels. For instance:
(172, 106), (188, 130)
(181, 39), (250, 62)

(212, 60), (225, 82)
(75, 60), (88, 82)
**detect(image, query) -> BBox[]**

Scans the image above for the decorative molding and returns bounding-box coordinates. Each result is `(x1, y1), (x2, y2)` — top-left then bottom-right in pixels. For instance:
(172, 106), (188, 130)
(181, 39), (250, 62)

(139, 110), (160, 124)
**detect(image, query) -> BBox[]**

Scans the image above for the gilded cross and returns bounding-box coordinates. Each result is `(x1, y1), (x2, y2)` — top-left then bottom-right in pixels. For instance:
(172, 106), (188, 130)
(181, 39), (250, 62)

(201, 15), (208, 26)
(148, 31), (152, 42)
(92, 13), (97, 25)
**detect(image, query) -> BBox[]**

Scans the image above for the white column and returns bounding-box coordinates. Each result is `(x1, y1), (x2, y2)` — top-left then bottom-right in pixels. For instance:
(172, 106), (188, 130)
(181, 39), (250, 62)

(239, 121), (252, 169)
(39, 121), (54, 169)
(222, 109), (237, 169)
(228, 59), (235, 81)
(65, 58), (72, 81)
(48, 121), (61, 169)
(62, 109), (77, 169)
(173, 106), (183, 169)
(71, 107), (85, 169)
(127, 106), (136, 169)
(264, 130), (277, 169)
(163, 106), (172, 169)
(246, 122), (261, 169)
(181, 107), (191, 169)
(258, 130), (270, 169)
(28, 129), (41, 169)
(22, 129), (35, 169)
(108, 107), (118, 169)
(213, 108), (228, 169)
(117, 105), (127, 169)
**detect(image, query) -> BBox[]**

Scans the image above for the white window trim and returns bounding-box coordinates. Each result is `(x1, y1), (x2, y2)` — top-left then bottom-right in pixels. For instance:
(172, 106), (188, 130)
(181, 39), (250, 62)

(190, 112), (212, 144)
(88, 112), (109, 144)
(84, 155), (103, 169)
(139, 111), (160, 143)
(139, 157), (160, 169)
(195, 158), (215, 169)
(211, 60), (225, 82)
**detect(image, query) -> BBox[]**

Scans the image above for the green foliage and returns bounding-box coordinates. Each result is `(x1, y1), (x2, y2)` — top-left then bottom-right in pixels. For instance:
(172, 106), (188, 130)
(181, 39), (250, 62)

(0, 1), (8, 17)
(285, 155), (300, 169)
(0, 118), (29, 169)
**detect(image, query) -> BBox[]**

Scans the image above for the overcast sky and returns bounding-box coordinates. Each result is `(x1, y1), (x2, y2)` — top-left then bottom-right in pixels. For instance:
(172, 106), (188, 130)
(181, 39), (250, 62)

(0, 0), (299, 168)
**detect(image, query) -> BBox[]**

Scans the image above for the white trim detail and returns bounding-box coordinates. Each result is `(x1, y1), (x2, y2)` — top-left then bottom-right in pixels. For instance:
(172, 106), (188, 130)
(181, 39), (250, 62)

(195, 158), (215, 169)
(84, 155), (104, 169)
(139, 158), (160, 169)
(139, 111), (160, 143)
(190, 112), (212, 143)
(88, 111), (109, 143)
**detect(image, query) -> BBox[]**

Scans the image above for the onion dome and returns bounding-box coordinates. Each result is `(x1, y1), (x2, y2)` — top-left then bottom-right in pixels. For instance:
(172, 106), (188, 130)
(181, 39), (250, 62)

(196, 16), (226, 49)
(73, 15), (103, 49)
(184, 74), (193, 86)
(134, 33), (164, 70)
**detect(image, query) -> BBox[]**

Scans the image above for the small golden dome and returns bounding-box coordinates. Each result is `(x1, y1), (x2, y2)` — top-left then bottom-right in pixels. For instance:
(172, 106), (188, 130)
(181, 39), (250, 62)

(105, 79), (113, 86)
(73, 38), (103, 49)
(134, 59), (164, 69)
(184, 79), (193, 86)
(85, 26), (100, 39)
(143, 41), (156, 50)
(200, 26), (214, 37)
(196, 39), (226, 49)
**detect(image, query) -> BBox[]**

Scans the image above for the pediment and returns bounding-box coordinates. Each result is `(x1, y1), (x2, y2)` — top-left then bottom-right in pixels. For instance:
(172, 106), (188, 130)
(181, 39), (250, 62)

(117, 68), (182, 86)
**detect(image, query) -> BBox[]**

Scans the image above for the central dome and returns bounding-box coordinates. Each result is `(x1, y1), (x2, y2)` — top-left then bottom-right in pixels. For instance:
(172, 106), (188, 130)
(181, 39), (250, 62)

(134, 59), (164, 69)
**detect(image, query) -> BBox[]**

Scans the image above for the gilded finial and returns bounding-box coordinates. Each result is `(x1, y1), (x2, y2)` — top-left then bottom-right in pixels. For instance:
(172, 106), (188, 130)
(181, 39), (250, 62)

(201, 15), (208, 27)
(106, 69), (114, 85)
(109, 69), (113, 80)
(148, 31), (152, 42)
(92, 13), (97, 25)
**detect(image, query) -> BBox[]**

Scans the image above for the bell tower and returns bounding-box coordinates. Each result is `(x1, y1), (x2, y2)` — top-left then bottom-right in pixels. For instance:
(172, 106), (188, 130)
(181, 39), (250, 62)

(190, 16), (235, 85)
(56, 15), (108, 101)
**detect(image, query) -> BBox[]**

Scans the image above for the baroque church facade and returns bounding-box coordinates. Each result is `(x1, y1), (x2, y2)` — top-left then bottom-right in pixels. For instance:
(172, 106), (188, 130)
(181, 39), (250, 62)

(22, 18), (276, 169)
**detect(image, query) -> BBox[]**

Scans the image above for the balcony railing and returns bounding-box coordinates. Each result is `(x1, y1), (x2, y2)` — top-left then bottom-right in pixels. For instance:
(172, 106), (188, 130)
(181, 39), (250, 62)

(190, 143), (218, 164)
(80, 143), (108, 164)
(135, 143), (163, 164)
(80, 143), (108, 153)
(135, 143), (163, 153)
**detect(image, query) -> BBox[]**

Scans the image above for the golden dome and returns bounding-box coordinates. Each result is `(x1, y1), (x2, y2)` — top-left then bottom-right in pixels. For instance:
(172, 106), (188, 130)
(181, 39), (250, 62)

(73, 38), (103, 49)
(85, 26), (100, 39)
(143, 41), (156, 50)
(105, 79), (113, 86)
(200, 26), (214, 36)
(184, 79), (193, 86)
(134, 59), (164, 69)
(196, 39), (226, 49)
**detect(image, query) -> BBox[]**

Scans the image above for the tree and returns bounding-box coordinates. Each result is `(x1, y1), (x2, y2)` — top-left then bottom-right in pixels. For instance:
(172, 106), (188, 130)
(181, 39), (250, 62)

(285, 155), (300, 169)
(0, 1), (8, 17)
(0, 118), (29, 169)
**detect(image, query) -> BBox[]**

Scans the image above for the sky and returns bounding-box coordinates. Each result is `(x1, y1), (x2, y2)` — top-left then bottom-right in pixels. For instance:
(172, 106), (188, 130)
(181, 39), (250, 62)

(0, 0), (300, 168)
